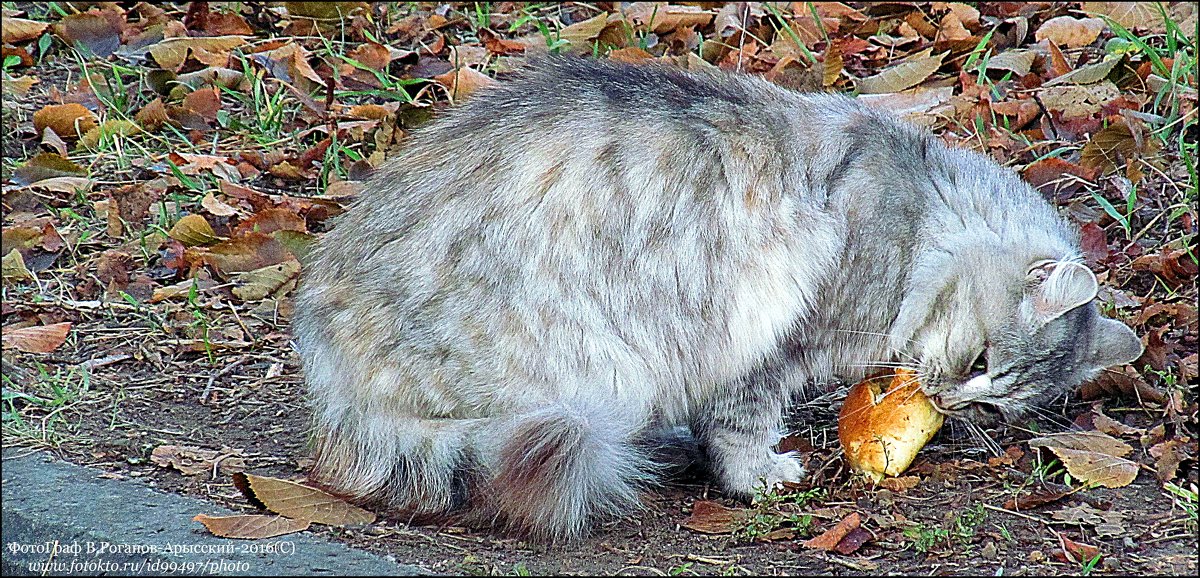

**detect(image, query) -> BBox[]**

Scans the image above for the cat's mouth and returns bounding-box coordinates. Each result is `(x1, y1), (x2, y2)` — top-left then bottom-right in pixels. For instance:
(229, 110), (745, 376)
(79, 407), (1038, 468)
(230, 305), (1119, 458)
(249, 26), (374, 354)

(929, 396), (1005, 425)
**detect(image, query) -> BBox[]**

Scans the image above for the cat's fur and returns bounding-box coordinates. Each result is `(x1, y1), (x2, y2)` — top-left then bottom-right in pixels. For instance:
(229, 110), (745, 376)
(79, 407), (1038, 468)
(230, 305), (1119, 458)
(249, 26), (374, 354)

(293, 57), (1143, 542)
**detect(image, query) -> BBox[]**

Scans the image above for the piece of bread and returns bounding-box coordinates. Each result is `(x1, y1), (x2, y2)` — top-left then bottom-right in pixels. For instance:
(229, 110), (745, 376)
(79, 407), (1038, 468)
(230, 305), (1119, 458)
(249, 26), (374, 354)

(838, 368), (944, 481)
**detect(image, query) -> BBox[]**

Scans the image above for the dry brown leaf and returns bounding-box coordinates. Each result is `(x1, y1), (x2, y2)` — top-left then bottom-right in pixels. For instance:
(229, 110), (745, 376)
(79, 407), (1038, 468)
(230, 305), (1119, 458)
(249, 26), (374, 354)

(608, 47), (656, 63)
(235, 473), (376, 526)
(1, 249), (34, 283)
(1080, 121), (1161, 174)
(284, 1), (370, 19)
(1028, 432), (1138, 488)
(1039, 82), (1120, 119)
(1, 322), (72, 353)
(433, 67), (495, 102)
(193, 514), (310, 539)
(1044, 56), (1121, 86)
(878, 475), (921, 492)
(150, 445), (246, 476)
(802, 512), (861, 550)
(4, 75), (38, 95)
(1003, 483), (1072, 510)
(858, 86), (954, 126)
(1082, 2), (1169, 32)
(201, 191), (240, 217)
(182, 86), (222, 120)
(54, 11), (122, 58)
(169, 214), (222, 247)
(200, 233), (295, 276)
(624, 4), (713, 34)
(1148, 438), (1193, 482)
(3, 18), (50, 44)
(1091, 407), (1143, 438)
(148, 36), (246, 71)
(1035, 16), (1106, 48)
(231, 259), (302, 301)
(986, 49), (1036, 76)
(33, 103), (98, 141)
(681, 500), (752, 534)
(557, 12), (610, 51)
(12, 152), (87, 186)
(857, 48), (946, 94)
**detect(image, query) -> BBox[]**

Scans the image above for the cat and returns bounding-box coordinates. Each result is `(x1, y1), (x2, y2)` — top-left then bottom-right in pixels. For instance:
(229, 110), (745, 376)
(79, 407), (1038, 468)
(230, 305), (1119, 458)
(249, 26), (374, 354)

(292, 57), (1143, 542)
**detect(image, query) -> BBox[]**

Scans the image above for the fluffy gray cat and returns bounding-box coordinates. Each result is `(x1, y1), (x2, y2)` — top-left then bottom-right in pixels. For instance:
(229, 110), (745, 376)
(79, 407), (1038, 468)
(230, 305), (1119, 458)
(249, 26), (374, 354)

(293, 57), (1143, 542)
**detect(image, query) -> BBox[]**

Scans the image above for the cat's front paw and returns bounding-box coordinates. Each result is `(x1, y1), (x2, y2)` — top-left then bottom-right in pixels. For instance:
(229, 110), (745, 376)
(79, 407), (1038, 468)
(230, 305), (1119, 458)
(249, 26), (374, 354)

(717, 451), (806, 498)
(757, 451), (806, 494)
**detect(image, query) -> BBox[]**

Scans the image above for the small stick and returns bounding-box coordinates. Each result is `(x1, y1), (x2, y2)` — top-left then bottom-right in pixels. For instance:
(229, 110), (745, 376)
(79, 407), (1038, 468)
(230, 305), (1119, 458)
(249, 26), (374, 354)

(200, 358), (247, 405)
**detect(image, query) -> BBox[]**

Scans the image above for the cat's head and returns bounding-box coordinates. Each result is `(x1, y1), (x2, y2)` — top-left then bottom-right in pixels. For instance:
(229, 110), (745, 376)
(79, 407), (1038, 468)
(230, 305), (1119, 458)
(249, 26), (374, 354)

(892, 258), (1143, 425)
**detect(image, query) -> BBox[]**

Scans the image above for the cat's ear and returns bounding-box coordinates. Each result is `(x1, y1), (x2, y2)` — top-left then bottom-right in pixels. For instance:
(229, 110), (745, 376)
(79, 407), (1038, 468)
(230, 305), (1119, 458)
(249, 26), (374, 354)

(1088, 317), (1144, 369)
(1021, 260), (1098, 327)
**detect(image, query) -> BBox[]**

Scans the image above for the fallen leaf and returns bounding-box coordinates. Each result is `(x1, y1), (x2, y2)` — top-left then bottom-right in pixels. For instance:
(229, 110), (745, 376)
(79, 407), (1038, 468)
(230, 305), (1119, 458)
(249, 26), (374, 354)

(1044, 56), (1121, 86)
(1, 322), (72, 353)
(878, 475), (921, 492)
(433, 67), (495, 102)
(169, 214), (223, 247)
(79, 119), (142, 149)
(1080, 121), (1161, 174)
(858, 86), (955, 125)
(1148, 438), (1193, 482)
(148, 36), (246, 71)
(3, 18), (50, 44)
(1, 249), (34, 283)
(857, 48), (946, 94)
(608, 47), (656, 64)
(557, 12), (610, 51)
(233, 473), (376, 526)
(193, 514), (310, 539)
(1090, 407), (1143, 438)
(1082, 2), (1171, 32)
(986, 49), (1036, 76)
(182, 86), (222, 121)
(1056, 533), (1102, 564)
(1003, 483), (1072, 510)
(54, 11), (122, 58)
(33, 103), (98, 141)
(1081, 366), (1166, 404)
(151, 445), (246, 476)
(802, 512), (861, 550)
(11, 152), (87, 186)
(1035, 16), (1106, 48)
(200, 191), (240, 217)
(1028, 432), (1138, 488)
(624, 4), (713, 34)
(283, 1), (370, 19)
(199, 233), (295, 276)
(834, 527), (872, 555)
(681, 500), (752, 534)
(231, 259), (302, 301)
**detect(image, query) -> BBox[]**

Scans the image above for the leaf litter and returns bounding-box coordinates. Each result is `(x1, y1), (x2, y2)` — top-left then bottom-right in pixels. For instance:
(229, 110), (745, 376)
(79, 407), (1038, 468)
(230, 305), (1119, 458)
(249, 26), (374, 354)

(1, 1), (1195, 573)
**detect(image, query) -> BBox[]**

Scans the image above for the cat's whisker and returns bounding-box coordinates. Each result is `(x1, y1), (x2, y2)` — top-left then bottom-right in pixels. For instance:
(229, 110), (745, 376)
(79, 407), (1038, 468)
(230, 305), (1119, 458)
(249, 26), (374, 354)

(965, 420), (1003, 456)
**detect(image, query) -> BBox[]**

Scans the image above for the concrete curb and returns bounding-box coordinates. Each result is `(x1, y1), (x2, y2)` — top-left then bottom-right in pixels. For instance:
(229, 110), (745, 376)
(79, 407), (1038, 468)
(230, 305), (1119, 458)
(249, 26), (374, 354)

(1, 449), (427, 576)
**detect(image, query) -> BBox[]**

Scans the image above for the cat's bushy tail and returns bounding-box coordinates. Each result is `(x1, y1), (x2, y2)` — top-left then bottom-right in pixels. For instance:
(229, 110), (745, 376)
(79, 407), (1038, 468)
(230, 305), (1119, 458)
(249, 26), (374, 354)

(309, 396), (674, 542)
(477, 399), (658, 542)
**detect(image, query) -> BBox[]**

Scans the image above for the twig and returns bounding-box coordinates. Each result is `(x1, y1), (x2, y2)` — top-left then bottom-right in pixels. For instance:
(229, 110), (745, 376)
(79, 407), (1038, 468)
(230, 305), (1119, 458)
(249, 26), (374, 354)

(981, 502), (1052, 526)
(200, 358), (247, 405)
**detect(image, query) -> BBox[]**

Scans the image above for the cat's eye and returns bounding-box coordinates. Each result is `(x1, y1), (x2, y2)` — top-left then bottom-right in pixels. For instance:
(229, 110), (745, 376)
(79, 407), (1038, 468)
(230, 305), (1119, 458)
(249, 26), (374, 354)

(969, 350), (988, 377)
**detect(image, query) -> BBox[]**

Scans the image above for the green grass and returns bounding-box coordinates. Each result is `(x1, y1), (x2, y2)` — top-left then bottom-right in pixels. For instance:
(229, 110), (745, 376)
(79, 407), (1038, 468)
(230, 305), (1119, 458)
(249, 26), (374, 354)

(732, 486), (824, 541)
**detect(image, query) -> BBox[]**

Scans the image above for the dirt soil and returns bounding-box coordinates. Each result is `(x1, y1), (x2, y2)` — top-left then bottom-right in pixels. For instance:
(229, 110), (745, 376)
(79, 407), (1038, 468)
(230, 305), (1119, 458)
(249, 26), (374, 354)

(2, 2), (1197, 576)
